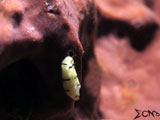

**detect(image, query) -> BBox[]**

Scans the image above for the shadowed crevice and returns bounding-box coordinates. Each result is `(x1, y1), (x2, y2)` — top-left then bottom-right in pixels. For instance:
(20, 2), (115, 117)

(97, 16), (158, 52)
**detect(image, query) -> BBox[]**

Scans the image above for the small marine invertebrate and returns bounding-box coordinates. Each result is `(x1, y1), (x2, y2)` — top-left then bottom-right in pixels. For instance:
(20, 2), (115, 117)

(61, 56), (81, 101)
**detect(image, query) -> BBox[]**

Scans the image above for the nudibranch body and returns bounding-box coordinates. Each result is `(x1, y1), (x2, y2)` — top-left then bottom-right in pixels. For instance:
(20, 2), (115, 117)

(61, 56), (81, 101)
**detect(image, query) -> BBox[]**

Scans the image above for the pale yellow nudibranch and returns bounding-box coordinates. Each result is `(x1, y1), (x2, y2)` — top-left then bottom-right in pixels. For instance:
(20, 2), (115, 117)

(61, 56), (81, 101)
